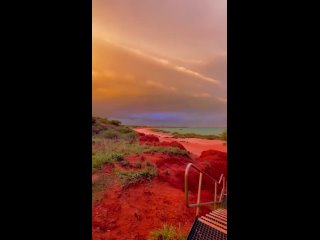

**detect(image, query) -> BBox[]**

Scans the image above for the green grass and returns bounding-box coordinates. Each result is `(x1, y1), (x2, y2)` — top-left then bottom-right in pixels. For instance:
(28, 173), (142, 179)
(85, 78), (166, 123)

(145, 146), (189, 156)
(115, 167), (158, 188)
(92, 151), (124, 169)
(92, 116), (138, 142)
(172, 132), (220, 140)
(92, 117), (191, 171)
(152, 128), (227, 141)
(149, 224), (187, 240)
(92, 140), (189, 170)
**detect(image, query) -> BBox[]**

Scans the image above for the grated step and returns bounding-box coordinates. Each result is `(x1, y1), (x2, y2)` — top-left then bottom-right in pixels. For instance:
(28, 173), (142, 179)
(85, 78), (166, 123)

(187, 218), (227, 240)
(187, 209), (227, 239)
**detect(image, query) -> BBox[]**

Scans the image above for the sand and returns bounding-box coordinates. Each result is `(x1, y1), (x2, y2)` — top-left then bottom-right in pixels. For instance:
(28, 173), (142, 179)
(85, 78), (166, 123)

(134, 128), (227, 156)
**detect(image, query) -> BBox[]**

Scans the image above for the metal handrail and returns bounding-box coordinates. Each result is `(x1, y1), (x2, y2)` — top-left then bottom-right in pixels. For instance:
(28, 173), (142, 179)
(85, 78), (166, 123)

(185, 163), (226, 216)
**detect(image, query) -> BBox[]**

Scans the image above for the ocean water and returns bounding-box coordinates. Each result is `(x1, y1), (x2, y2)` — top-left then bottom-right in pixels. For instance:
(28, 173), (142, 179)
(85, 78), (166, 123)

(155, 127), (226, 135)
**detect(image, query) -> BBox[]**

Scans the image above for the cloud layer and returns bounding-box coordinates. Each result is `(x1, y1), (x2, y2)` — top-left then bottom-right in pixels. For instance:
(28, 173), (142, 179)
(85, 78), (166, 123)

(93, 0), (227, 127)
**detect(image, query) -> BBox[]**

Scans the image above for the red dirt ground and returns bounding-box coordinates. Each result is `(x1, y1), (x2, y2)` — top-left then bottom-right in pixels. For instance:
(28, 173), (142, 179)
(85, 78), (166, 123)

(92, 133), (227, 240)
(134, 128), (226, 156)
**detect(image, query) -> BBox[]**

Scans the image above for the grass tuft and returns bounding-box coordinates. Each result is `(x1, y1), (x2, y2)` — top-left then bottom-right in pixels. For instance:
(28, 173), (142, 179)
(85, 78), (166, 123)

(149, 224), (187, 240)
(115, 167), (158, 188)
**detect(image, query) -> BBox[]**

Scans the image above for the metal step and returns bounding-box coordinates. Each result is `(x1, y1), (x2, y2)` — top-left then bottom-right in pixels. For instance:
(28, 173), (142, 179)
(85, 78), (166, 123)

(187, 209), (227, 240)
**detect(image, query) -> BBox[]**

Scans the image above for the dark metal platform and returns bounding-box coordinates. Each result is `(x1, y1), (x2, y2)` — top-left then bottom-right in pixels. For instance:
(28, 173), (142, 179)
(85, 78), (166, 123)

(187, 209), (227, 240)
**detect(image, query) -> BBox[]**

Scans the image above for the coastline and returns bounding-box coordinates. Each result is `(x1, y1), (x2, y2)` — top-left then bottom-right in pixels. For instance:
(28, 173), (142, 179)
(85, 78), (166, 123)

(134, 127), (227, 156)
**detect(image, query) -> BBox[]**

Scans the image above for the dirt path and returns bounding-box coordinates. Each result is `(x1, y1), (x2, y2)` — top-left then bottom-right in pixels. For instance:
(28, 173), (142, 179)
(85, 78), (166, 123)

(134, 128), (226, 156)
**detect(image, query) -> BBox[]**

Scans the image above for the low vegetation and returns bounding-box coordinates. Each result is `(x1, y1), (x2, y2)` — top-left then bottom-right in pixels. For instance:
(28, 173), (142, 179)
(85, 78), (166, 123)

(219, 129), (227, 141)
(93, 123), (190, 170)
(92, 143), (189, 170)
(115, 167), (158, 188)
(92, 151), (124, 169)
(149, 224), (187, 240)
(93, 116), (138, 142)
(172, 132), (219, 140)
(92, 173), (118, 202)
(145, 146), (189, 156)
(152, 128), (227, 141)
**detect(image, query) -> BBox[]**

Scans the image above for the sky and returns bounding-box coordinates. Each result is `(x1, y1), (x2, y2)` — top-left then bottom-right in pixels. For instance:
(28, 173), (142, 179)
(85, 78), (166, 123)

(92, 0), (227, 127)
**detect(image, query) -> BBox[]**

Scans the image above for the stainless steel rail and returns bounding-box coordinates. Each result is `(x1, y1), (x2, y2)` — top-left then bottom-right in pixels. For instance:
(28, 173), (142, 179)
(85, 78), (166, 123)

(185, 162), (226, 216)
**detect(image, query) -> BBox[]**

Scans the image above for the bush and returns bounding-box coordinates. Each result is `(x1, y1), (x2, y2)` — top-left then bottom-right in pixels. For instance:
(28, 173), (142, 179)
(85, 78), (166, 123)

(123, 131), (138, 142)
(219, 130), (227, 141)
(119, 127), (133, 134)
(92, 152), (124, 169)
(110, 120), (121, 126)
(115, 167), (158, 187)
(110, 152), (124, 162)
(100, 129), (119, 139)
(149, 224), (187, 240)
(145, 146), (189, 156)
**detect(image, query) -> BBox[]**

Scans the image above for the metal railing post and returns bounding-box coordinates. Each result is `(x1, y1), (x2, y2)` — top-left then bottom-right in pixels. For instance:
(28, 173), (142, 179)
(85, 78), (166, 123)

(185, 163), (192, 208)
(184, 163), (226, 211)
(196, 173), (203, 217)
(214, 181), (218, 210)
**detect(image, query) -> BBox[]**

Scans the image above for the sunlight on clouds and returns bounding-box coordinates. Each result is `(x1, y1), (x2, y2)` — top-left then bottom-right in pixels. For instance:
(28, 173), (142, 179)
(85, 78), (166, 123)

(92, 0), (227, 126)
(191, 93), (212, 98)
(146, 80), (176, 92)
(100, 37), (220, 85)
(94, 87), (144, 100)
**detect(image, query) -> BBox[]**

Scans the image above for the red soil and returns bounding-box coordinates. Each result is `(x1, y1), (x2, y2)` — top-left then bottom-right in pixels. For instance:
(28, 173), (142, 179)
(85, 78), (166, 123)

(93, 181), (197, 240)
(92, 131), (227, 240)
(197, 150), (227, 178)
(139, 134), (160, 144)
(157, 141), (186, 150)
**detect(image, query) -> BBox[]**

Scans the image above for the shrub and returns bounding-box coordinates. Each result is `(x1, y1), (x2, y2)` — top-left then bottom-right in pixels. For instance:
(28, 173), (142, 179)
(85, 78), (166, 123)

(92, 152), (111, 169)
(92, 152), (124, 169)
(145, 146), (189, 156)
(110, 119), (121, 126)
(123, 131), (138, 142)
(100, 129), (119, 139)
(115, 167), (158, 187)
(219, 130), (227, 141)
(119, 127), (133, 134)
(110, 152), (124, 162)
(149, 224), (187, 240)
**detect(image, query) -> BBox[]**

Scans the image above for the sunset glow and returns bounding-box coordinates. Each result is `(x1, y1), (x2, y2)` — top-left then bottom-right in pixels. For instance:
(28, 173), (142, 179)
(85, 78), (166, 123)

(92, 0), (227, 126)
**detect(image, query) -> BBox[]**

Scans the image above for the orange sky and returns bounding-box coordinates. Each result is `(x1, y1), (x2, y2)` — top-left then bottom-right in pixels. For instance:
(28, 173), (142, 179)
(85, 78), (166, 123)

(93, 0), (227, 127)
